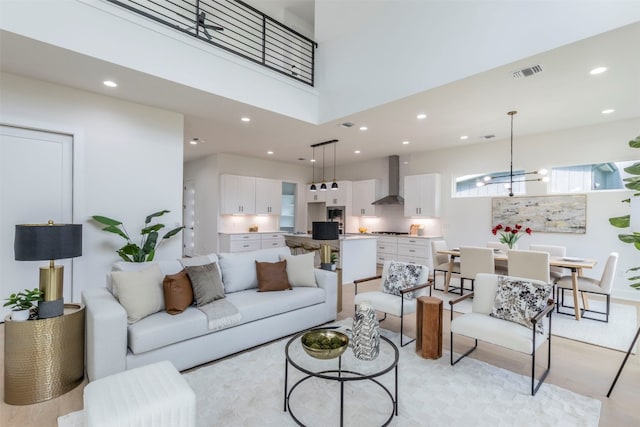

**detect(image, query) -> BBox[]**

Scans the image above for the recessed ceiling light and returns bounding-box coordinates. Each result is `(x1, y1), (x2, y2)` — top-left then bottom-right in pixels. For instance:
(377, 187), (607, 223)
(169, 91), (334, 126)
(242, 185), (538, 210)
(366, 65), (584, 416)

(241, 117), (251, 122)
(402, 140), (410, 145)
(590, 66), (608, 75)
(103, 80), (117, 88)
(310, 159), (316, 163)
(267, 151), (274, 155)
(403, 161), (409, 165)
(354, 150), (361, 154)
(601, 109), (615, 114)
(189, 138), (199, 145)
(416, 113), (427, 120)
(359, 126), (368, 131)
(460, 135), (469, 140)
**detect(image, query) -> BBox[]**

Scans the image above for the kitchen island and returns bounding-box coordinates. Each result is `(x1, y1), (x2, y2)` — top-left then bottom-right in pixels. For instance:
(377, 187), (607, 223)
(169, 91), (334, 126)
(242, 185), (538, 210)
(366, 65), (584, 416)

(284, 234), (377, 285)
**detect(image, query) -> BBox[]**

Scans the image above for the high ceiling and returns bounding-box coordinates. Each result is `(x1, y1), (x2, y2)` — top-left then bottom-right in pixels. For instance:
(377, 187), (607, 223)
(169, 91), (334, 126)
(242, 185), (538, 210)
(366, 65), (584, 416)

(1, 6), (638, 167)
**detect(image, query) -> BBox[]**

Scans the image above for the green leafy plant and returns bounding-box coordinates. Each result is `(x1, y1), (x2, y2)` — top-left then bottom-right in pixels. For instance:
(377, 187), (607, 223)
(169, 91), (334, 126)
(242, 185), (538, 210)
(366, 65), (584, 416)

(3, 288), (44, 311)
(330, 252), (338, 264)
(608, 135), (640, 289)
(92, 210), (184, 262)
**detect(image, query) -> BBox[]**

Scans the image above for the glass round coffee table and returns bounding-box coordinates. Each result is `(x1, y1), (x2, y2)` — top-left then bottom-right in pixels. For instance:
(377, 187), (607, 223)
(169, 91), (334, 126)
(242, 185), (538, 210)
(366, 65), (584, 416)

(284, 326), (399, 426)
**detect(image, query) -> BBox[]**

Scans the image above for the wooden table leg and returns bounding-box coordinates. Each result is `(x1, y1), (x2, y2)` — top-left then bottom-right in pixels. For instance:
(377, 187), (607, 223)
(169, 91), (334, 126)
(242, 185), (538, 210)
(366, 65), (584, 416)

(571, 269), (581, 321)
(445, 258), (454, 293)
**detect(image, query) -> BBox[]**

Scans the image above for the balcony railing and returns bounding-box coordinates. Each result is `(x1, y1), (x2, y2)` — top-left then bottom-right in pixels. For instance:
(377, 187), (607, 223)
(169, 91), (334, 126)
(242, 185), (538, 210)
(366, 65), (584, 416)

(107, 0), (317, 86)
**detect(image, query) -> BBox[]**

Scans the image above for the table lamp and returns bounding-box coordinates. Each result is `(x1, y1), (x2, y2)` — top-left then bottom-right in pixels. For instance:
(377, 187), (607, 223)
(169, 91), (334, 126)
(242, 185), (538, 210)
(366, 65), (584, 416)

(14, 221), (82, 319)
(312, 221), (339, 271)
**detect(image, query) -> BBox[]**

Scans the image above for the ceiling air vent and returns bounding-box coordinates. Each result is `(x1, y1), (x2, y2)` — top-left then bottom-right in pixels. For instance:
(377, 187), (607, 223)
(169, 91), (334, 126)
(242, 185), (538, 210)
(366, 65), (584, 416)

(339, 122), (355, 128)
(512, 64), (543, 79)
(483, 134), (496, 140)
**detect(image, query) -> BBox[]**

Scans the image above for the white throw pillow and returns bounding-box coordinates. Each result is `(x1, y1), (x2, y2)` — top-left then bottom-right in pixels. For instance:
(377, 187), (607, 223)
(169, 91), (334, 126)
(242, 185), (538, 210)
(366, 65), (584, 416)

(218, 247), (290, 293)
(279, 253), (317, 287)
(111, 264), (165, 324)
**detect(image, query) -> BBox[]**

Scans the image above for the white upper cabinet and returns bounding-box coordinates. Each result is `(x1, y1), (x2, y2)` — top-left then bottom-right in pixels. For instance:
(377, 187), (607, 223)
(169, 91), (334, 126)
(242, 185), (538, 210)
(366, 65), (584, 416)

(404, 174), (441, 217)
(325, 181), (351, 207)
(255, 177), (282, 215)
(306, 186), (326, 203)
(352, 179), (380, 216)
(221, 174), (256, 215)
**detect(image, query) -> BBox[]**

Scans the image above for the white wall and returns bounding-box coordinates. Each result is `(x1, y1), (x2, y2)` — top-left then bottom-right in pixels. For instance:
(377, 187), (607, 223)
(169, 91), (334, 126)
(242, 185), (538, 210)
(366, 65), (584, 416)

(338, 117), (640, 301)
(314, 0), (640, 122)
(0, 72), (184, 300)
(184, 153), (311, 253)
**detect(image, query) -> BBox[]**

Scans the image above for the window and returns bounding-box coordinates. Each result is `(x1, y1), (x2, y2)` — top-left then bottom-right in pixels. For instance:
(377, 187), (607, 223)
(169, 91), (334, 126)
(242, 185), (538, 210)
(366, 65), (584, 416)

(280, 182), (296, 232)
(454, 170), (525, 197)
(550, 161), (637, 193)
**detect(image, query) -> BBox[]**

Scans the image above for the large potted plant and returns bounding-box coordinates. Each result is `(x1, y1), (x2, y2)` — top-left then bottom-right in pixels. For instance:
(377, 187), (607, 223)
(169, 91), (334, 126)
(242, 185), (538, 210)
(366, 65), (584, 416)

(3, 288), (44, 321)
(92, 210), (184, 262)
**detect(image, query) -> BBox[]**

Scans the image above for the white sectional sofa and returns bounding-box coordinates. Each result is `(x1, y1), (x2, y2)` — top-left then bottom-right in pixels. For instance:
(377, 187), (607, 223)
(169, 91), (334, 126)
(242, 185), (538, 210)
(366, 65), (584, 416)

(82, 247), (337, 381)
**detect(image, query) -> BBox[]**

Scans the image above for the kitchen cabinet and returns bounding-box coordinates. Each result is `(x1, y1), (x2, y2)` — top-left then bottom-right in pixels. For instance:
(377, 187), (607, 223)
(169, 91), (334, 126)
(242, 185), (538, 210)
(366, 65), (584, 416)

(375, 236), (438, 270)
(306, 188), (326, 203)
(325, 181), (352, 207)
(255, 177), (282, 215)
(221, 174), (256, 215)
(376, 236), (398, 265)
(404, 174), (441, 217)
(352, 179), (380, 216)
(219, 232), (285, 252)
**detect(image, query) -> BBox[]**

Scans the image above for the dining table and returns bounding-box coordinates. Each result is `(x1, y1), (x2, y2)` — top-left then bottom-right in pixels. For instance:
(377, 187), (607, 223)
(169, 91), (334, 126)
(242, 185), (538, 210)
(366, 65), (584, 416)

(437, 249), (598, 321)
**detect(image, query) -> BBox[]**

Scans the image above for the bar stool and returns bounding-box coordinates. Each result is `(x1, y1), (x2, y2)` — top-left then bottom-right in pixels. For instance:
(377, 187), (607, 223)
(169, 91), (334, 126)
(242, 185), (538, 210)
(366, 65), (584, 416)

(285, 240), (303, 255)
(302, 242), (321, 267)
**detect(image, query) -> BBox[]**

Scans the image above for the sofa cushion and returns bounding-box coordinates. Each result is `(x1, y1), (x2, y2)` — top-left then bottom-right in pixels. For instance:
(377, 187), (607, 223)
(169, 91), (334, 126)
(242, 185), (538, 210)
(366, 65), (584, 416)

(128, 286), (326, 354)
(162, 270), (194, 315)
(185, 262), (225, 306)
(218, 246), (290, 293)
(109, 260), (183, 296)
(279, 252), (317, 287)
(256, 260), (291, 292)
(112, 264), (165, 324)
(490, 276), (552, 334)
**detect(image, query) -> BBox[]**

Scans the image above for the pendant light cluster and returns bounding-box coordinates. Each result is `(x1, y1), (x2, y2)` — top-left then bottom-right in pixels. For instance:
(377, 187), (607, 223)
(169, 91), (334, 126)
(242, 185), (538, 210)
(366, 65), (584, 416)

(310, 139), (339, 192)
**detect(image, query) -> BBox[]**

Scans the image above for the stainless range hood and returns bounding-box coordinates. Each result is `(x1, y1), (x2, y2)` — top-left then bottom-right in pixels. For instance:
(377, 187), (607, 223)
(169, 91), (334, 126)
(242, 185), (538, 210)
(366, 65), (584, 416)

(372, 155), (404, 205)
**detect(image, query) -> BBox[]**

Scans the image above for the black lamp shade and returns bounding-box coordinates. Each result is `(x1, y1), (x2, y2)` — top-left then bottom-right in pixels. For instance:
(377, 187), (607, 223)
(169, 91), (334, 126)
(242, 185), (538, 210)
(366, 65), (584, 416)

(15, 224), (82, 261)
(312, 222), (339, 241)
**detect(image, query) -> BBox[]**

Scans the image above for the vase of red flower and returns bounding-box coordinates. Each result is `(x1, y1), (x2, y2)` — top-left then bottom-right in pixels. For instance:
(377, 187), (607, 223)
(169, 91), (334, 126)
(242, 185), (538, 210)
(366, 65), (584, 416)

(491, 223), (532, 249)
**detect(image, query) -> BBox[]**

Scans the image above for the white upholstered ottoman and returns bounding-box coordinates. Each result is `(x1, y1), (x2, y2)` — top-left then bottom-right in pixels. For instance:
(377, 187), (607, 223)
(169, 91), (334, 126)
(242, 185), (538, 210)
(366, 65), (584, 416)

(83, 360), (196, 427)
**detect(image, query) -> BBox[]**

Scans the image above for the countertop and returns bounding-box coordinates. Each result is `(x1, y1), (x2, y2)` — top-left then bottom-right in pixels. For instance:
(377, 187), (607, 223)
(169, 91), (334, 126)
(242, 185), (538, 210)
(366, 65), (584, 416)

(284, 234), (377, 241)
(218, 231), (286, 235)
(347, 233), (442, 239)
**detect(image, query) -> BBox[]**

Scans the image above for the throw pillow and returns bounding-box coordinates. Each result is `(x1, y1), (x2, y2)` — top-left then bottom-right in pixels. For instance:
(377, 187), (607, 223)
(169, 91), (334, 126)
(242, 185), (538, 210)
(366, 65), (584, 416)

(162, 270), (194, 315)
(111, 264), (165, 324)
(255, 260), (292, 292)
(382, 261), (424, 299)
(490, 276), (552, 334)
(279, 252), (317, 287)
(218, 247), (290, 293)
(185, 262), (226, 306)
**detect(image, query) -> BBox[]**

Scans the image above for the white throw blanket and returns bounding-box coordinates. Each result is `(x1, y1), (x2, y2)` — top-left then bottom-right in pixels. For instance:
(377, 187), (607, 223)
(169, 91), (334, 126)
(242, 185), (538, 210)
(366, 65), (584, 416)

(197, 299), (242, 331)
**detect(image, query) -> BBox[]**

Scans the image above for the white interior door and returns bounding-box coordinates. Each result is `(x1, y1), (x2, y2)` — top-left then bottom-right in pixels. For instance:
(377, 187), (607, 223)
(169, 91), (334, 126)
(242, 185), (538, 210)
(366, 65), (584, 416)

(0, 125), (73, 321)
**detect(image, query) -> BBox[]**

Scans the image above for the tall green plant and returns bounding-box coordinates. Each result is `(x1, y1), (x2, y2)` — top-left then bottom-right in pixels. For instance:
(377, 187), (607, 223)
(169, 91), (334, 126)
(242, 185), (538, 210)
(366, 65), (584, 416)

(92, 210), (184, 262)
(608, 135), (640, 289)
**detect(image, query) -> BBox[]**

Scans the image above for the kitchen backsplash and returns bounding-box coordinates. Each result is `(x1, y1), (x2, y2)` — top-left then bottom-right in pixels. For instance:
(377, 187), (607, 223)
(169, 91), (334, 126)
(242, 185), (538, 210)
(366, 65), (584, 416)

(219, 215), (280, 233)
(356, 205), (442, 236)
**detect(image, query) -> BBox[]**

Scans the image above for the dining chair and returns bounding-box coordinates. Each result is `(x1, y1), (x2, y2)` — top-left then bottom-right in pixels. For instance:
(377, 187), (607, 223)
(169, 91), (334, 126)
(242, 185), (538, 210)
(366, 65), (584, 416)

(529, 244), (567, 281)
(354, 260), (432, 346)
(459, 246), (495, 295)
(487, 241), (510, 274)
(430, 240), (460, 291)
(555, 252), (618, 322)
(507, 249), (550, 283)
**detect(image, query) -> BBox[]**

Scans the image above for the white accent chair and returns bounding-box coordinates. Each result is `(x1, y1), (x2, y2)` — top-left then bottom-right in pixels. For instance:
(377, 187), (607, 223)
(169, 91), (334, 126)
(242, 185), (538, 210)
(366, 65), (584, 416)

(459, 247), (495, 294)
(449, 273), (555, 396)
(508, 249), (550, 283)
(354, 260), (432, 347)
(431, 240), (460, 291)
(529, 244), (567, 281)
(555, 252), (618, 322)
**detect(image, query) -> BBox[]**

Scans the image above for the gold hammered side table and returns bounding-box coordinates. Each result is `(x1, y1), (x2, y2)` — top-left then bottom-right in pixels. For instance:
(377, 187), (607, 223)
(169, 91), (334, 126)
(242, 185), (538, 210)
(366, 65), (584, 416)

(4, 303), (85, 405)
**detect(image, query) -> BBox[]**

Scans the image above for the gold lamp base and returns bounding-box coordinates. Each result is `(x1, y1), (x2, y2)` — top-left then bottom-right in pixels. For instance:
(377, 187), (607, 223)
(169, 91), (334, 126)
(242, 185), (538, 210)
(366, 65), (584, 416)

(39, 263), (64, 318)
(320, 243), (332, 270)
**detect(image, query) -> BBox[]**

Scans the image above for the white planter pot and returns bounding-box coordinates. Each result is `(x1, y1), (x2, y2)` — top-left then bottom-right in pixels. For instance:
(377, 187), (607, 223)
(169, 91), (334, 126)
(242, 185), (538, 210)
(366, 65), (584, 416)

(11, 309), (30, 321)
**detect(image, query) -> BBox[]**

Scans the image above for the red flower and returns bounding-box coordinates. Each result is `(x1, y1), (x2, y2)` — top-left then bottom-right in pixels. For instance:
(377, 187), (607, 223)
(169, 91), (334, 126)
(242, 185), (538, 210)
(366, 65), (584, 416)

(491, 223), (533, 248)
(525, 227), (532, 235)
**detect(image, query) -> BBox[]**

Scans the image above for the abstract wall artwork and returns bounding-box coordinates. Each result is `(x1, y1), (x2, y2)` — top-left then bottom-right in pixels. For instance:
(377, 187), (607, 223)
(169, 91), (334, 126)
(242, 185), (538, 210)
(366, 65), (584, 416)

(492, 195), (587, 234)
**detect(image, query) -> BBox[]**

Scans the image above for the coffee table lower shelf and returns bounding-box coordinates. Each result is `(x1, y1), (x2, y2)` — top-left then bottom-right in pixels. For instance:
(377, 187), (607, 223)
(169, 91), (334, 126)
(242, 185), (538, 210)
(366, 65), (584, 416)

(283, 329), (399, 427)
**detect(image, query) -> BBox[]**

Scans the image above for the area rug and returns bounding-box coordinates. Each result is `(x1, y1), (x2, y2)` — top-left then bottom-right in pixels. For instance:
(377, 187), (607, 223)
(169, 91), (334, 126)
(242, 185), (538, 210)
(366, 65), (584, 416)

(431, 289), (637, 353)
(180, 320), (599, 427)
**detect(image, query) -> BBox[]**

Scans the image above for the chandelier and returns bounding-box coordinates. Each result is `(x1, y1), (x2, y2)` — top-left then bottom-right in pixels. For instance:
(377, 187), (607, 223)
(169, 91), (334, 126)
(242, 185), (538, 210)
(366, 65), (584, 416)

(476, 111), (548, 197)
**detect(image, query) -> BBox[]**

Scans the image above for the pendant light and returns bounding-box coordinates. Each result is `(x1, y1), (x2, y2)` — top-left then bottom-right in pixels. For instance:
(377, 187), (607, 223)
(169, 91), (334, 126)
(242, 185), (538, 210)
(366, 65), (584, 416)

(309, 146), (317, 191)
(320, 145), (327, 191)
(331, 142), (339, 190)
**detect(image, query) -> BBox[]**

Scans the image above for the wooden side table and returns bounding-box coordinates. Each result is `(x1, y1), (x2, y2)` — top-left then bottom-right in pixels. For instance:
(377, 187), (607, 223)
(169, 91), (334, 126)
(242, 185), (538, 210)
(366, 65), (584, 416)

(415, 296), (442, 359)
(4, 303), (85, 405)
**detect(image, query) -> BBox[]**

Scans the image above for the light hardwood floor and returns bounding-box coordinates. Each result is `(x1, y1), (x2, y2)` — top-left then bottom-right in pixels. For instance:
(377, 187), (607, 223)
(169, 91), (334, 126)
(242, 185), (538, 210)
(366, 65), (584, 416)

(2, 282), (638, 427)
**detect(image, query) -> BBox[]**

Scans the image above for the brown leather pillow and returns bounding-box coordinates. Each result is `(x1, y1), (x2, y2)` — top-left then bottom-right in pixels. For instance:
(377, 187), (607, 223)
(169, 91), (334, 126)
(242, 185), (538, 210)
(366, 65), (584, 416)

(255, 260), (291, 292)
(163, 269), (194, 315)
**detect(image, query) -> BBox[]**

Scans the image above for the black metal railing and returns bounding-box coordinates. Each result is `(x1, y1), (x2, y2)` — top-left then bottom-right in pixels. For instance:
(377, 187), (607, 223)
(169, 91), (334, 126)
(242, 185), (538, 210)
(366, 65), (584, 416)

(107, 0), (316, 86)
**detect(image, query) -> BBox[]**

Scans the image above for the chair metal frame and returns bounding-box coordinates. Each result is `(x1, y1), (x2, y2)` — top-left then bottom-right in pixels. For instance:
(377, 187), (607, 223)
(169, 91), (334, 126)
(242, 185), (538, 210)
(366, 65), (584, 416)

(555, 287), (611, 323)
(449, 291), (555, 396)
(354, 275), (433, 347)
